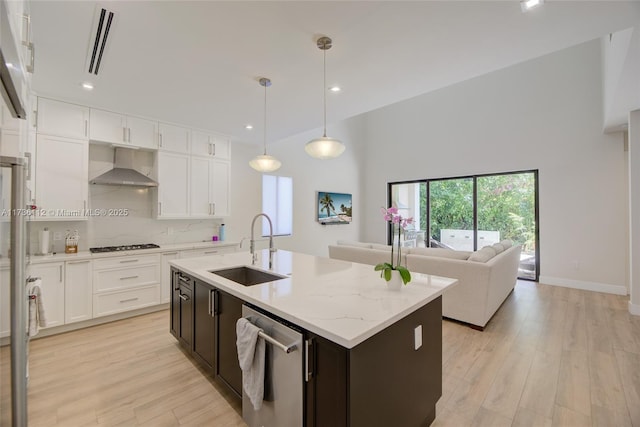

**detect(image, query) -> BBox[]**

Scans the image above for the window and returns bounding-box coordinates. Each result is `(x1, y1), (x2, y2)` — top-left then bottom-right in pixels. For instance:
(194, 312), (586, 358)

(389, 170), (538, 281)
(262, 175), (292, 236)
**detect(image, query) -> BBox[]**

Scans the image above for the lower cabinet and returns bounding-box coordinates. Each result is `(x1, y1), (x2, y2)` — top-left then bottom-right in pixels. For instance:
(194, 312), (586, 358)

(170, 268), (243, 397)
(28, 262), (65, 328)
(215, 290), (242, 396)
(193, 280), (215, 372)
(64, 259), (93, 323)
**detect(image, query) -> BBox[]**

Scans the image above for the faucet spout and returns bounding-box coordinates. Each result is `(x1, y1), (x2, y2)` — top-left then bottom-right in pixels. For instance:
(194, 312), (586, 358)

(250, 213), (276, 269)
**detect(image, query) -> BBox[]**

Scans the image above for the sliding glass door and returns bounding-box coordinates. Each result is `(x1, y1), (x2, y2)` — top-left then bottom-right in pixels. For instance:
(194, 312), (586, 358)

(388, 170), (538, 280)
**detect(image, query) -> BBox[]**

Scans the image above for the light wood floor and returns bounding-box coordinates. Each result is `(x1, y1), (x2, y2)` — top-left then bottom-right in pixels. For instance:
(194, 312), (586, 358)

(1, 280), (639, 426)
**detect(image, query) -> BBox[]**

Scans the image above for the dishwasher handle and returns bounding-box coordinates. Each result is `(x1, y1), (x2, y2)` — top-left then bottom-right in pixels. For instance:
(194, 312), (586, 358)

(257, 329), (297, 354)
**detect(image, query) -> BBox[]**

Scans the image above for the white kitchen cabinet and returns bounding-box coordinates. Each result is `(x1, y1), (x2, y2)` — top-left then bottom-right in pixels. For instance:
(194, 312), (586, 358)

(92, 254), (161, 317)
(180, 246), (237, 259)
(34, 134), (88, 220)
(28, 262), (65, 329)
(64, 259), (93, 324)
(37, 98), (89, 140)
(0, 267), (9, 337)
(160, 251), (179, 303)
(211, 159), (230, 217)
(156, 151), (189, 218)
(191, 131), (230, 159)
(90, 108), (158, 150)
(159, 123), (189, 153)
(190, 156), (214, 217)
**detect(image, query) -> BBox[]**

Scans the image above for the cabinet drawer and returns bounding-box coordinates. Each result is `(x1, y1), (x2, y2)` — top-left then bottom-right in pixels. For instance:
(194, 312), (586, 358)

(94, 264), (159, 292)
(93, 285), (160, 317)
(181, 246), (235, 258)
(93, 253), (160, 270)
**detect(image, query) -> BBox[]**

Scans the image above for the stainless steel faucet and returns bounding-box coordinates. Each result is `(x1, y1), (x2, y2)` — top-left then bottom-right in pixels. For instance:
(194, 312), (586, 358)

(250, 213), (276, 269)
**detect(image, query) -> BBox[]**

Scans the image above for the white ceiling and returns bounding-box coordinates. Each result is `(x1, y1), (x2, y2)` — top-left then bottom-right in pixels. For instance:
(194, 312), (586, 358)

(30, 1), (640, 146)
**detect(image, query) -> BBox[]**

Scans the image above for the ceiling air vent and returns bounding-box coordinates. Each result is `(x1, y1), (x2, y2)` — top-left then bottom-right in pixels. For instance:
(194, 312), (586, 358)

(87, 7), (115, 75)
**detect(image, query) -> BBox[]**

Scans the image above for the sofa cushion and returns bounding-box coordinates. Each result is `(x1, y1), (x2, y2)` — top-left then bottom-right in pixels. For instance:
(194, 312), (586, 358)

(500, 239), (513, 249)
(492, 243), (505, 254)
(336, 240), (372, 249)
(370, 243), (392, 251)
(408, 247), (471, 260)
(468, 246), (496, 263)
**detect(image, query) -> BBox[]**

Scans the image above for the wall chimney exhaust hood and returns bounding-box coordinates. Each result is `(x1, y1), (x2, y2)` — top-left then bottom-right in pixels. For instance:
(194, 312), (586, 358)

(90, 147), (158, 187)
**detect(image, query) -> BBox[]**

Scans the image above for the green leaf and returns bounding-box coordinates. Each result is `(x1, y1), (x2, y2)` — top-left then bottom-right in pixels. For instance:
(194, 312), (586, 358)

(383, 268), (391, 281)
(374, 264), (385, 271)
(397, 266), (412, 284)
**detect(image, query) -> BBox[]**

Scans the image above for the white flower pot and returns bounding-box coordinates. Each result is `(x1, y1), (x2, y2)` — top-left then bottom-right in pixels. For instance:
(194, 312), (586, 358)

(386, 270), (403, 291)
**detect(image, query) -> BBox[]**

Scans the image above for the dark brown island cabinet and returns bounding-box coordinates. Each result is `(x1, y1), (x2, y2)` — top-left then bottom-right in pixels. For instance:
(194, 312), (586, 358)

(170, 268), (443, 427)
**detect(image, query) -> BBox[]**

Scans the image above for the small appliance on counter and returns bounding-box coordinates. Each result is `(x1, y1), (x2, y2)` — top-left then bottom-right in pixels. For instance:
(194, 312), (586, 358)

(65, 230), (79, 254)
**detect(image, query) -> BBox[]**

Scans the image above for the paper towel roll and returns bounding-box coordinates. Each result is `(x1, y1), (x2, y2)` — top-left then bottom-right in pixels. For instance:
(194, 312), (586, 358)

(39, 229), (50, 255)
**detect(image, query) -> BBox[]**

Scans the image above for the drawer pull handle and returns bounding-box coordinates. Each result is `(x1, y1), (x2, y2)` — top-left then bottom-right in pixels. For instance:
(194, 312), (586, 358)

(119, 275), (139, 280)
(119, 259), (139, 263)
(179, 294), (189, 301)
(178, 276), (190, 283)
(204, 251), (218, 255)
(119, 297), (139, 303)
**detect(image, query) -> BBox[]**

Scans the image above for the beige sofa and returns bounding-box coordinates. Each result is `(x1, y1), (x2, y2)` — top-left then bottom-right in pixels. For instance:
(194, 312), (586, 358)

(328, 240), (521, 330)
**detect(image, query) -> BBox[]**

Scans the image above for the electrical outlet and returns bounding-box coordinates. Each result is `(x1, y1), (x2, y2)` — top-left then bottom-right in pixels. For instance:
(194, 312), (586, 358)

(53, 232), (63, 241)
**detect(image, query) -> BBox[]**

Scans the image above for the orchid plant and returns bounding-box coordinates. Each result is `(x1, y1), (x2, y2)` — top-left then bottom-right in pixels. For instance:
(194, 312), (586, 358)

(374, 207), (413, 285)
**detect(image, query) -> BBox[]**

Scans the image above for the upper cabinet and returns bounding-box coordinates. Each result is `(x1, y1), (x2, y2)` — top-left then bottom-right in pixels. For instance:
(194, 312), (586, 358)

(159, 123), (189, 153)
(37, 98), (89, 140)
(191, 130), (230, 160)
(89, 108), (158, 150)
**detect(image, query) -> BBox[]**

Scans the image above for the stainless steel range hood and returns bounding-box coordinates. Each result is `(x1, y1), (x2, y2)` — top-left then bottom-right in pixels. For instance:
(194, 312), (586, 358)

(90, 147), (158, 187)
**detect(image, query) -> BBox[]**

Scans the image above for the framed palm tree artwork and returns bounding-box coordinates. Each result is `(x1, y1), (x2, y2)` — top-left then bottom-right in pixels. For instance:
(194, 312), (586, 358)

(317, 192), (352, 224)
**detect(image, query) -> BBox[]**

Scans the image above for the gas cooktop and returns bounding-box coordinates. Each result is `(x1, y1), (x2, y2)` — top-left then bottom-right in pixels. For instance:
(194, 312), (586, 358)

(89, 243), (160, 253)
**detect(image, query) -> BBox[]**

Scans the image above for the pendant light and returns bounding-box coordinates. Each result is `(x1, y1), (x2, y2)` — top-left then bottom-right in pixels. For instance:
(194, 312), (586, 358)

(305, 36), (345, 160)
(249, 77), (282, 172)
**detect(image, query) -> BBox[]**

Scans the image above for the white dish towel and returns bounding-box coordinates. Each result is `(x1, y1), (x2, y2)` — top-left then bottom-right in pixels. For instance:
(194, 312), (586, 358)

(27, 279), (47, 337)
(236, 317), (265, 410)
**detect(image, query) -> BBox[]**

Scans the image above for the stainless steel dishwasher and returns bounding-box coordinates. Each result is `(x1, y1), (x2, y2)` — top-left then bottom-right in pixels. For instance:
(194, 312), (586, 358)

(241, 305), (303, 427)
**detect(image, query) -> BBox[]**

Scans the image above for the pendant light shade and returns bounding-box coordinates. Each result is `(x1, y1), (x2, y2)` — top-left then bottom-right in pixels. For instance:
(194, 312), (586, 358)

(250, 77), (281, 172)
(305, 36), (345, 160)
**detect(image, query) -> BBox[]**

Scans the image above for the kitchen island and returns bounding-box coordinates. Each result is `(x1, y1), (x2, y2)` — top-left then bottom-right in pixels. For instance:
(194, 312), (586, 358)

(170, 249), (458, 427)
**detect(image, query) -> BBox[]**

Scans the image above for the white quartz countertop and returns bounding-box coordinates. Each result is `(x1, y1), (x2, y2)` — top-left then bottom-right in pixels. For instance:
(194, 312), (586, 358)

(170, 249), (458, 349)
(0, 241), (239, 267)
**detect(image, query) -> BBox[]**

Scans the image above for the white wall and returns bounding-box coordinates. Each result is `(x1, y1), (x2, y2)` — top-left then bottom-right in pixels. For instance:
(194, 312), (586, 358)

(359, 39), (628, 293)
(262, 115), (365, 257)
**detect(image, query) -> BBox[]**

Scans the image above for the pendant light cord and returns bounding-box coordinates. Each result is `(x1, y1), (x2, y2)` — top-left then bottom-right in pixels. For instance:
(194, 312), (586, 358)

(263, 80), (267, 155)
(323, 45), (327, 138)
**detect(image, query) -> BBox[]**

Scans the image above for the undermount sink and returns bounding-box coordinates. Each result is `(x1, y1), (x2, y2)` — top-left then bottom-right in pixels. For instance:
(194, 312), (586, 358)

(209, 266), (287, 286)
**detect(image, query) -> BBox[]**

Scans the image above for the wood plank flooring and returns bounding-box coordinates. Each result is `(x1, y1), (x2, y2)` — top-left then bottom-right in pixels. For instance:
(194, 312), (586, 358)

(1, 280), (639, 426)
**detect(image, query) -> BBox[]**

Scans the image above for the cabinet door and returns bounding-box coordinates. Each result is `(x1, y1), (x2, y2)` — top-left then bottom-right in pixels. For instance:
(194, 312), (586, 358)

(158, 123), (189, 153)
(178, 283), (193, 348)
(157, 152), (189, 218)
(35, 135), (88, 219)
(127, 116), (158, 150)
(28, 263), (65, 328)
(0, 268), (9, 337)
(305, 332), (348, 427)
(64, 260), (92, 323)
(211, 136), (230, 160)
(216, 290), (242, 396)
(169, 268), (185, 339)
(89, 108), (126, 144)
(37, 98), (89, 139)
(211, 160), (230, 217)
(190, 156), (213, 217)
(160, 252), (179, 304)
(193, 281), (216, 372)
(191, 131), (213, 157)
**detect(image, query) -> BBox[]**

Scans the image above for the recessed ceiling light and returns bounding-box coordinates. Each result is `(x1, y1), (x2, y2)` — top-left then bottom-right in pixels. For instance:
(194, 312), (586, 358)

(521, 0), (543, 12)
(81, 82), (94, 90)
(245, 124), (253, 130)
(329, 86), (341, 92)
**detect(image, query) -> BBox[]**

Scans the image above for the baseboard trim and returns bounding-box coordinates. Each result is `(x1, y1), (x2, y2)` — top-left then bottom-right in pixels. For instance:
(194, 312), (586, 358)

(630, 301), (640, 316)
(538, 275), (627, 295)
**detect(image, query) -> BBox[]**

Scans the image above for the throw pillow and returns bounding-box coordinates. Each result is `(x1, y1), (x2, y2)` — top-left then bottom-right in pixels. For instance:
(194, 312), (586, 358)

(468, 246), (497, 263)
(492, 243), (505, 254)
(500, 239), (513, 249)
